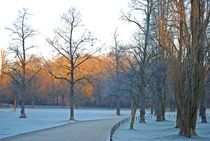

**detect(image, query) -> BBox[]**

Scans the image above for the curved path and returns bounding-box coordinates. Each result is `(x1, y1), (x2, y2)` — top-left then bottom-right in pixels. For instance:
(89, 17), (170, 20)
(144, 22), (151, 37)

(0, 118), (122, 141)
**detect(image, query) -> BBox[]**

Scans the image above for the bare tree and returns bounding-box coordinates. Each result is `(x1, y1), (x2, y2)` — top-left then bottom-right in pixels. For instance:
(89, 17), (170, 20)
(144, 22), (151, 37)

(121, 0), (156, 128)
(157, 0), (210, 137)
(6, 8), (39, 118)
(47, 7), (98, 120)
(151, 61), (168, 121)
(107, 28), (123, 115)
(113, 29), (121, 116)
(199, 21), (210, 123)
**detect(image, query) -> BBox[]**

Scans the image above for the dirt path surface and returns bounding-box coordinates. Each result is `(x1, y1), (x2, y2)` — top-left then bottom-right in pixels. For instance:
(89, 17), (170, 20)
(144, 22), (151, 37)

(0, 118), (122, 141)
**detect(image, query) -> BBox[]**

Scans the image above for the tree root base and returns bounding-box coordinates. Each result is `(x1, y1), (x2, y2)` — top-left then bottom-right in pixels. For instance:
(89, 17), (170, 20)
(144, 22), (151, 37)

(19, 115), (27, 118)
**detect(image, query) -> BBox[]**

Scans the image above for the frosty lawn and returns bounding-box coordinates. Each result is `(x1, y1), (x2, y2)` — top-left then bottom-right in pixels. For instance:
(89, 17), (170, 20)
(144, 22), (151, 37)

(1, 108), (210, 141)
(113, 113), (210, 141)
(0, 108), (131, 139)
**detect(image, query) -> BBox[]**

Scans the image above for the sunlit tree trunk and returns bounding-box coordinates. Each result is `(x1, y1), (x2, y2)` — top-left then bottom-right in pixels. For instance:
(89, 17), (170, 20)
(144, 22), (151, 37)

(130, 95), (137, 129)
(157, 0), (210, 137)
(69, 83), (75, 120)
(69, 64), (75, 120)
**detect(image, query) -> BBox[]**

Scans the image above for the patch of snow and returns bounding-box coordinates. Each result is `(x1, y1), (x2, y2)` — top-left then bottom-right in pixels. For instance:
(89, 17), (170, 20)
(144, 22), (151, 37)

(114, 112), (210, 141)
(0, 108), (131, 139)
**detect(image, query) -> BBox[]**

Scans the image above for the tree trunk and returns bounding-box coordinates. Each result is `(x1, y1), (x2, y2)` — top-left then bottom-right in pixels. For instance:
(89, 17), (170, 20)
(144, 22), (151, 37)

(156, 113), (162, 121)
(110, 96), (114, 109)
(154, 97), (158, 116)
(13, 98), (16, 112)
(56, 96), (59, 106)
(19, 102), (26, 118)
(176, 72), (200, 137)
(20, 69), (27, 118)
(69, 82), (74, 120)
(62, 95), (65, 107)
(139, 94), (145, 123)
(178, 110), (198, 137)
(161, 105), (166, 121)
(156, 87), (165, 122)
(151, 92), (155, 115)
(130, 97), (137, 129)
(116, 95), (120, 115)
(156, 102), (165, 121)
(175, 105), (181, 128)
(176, 65), (201, 137)
(151, 104), (154, 115)
(161, 76), (167, 121)
(199, 101), (207, 123)
(199, 73), (207, 123)
(156, 92), (162, 121)
(31, 95), (35, 108)
(139, 108), (145, 123)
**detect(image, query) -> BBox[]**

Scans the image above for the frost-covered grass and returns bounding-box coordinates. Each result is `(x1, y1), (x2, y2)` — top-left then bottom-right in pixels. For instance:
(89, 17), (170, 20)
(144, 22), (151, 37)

(0, 107), (131, 139)
(114, 112), (210, 141)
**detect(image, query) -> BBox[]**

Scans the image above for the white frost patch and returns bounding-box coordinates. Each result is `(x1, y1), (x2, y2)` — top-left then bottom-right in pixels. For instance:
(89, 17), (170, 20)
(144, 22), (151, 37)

(0, 108), (131, 139)
(114, 113), (210, 141)
(0, 108), (69, 138)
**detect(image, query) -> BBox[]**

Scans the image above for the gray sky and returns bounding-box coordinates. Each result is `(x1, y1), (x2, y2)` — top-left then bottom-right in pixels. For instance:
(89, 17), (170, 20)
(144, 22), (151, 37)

(0, 0), (136, 57)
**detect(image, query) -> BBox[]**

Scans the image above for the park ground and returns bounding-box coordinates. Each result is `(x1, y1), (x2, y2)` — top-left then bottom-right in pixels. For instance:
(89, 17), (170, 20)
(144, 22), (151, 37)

(0, 108), (131, 139)
(114, 110), (210, 141)
(0, 108), (210, 141)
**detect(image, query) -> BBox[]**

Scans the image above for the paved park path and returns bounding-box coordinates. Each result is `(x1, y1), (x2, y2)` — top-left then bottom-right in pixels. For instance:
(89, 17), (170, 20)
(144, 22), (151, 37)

(0, 118), (122, 141)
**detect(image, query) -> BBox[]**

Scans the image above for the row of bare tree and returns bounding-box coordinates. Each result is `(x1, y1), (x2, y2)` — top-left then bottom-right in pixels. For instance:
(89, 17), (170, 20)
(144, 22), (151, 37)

(116, 0), (210, 137)
(1, 7), (99, 120)
(1, 0), (210, 138)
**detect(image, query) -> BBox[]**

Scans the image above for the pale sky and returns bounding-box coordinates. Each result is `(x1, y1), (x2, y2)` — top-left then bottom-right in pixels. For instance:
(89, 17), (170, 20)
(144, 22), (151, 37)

(0, 0), (136, 57)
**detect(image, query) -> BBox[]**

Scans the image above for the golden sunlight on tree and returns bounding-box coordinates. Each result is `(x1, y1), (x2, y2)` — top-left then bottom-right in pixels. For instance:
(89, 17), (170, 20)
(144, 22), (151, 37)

(1, 1), (210, 140)
(82, 84), (93, 97)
